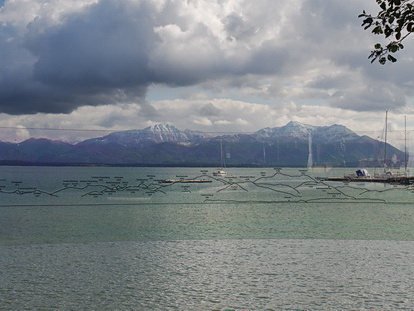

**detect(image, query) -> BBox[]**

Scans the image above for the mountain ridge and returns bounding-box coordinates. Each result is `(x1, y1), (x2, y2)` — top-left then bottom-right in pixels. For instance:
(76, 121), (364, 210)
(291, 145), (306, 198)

(0, 122), (406, 167)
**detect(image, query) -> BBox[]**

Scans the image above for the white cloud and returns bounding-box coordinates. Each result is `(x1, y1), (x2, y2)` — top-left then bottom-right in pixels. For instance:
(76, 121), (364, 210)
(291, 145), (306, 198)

(1, 97), (414, 150)
(0, 0), (413, 147)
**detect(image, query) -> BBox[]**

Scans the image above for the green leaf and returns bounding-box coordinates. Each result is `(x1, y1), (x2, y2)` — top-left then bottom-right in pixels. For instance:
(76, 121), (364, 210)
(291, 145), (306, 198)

(384, 26), (393, 37)
(389, 44), (399, 53)
(373, 25), (383, 34)
(387, 55), (397, 62)
(362, 17), (373, 28)
(396, 31), (401, 40)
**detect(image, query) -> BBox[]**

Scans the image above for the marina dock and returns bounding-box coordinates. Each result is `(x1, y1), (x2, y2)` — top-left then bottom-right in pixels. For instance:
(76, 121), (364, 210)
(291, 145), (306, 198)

(320, 176), (414, 185)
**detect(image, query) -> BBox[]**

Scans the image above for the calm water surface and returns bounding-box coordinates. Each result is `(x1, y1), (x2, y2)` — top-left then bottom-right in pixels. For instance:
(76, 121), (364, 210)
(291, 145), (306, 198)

(1, 166), (414, 310)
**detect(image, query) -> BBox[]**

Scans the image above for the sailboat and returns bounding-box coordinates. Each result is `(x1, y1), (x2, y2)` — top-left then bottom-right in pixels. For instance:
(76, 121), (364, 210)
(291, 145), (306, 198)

(213, 139), (227, 177)
(371, 111), (409, 179)
(322, 112), (414, 185)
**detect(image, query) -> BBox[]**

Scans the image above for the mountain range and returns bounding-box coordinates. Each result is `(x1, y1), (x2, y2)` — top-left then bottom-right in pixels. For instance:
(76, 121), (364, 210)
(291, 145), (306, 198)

(0, 122), (406, 167)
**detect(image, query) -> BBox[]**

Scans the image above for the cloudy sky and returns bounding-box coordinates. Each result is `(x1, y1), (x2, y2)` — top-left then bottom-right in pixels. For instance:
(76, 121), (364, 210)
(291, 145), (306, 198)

(0, 0), (414, 148)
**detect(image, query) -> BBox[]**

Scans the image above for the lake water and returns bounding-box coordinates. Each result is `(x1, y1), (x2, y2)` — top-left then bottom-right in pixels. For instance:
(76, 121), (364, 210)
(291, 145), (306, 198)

(1, 166), (414, 310)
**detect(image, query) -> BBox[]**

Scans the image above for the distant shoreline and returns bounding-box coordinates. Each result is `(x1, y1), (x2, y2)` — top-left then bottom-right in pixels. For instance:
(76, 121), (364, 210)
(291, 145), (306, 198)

(0, 161), (398, 169)
(0, 161), (290, 168)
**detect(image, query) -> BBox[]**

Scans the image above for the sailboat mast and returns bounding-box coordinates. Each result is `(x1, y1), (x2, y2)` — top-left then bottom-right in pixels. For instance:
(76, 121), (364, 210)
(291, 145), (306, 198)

(384, 111), (388, 170)
(307, 132), (313, 169)
(405, 115), (407, 173)
(220, 139), (225, 168)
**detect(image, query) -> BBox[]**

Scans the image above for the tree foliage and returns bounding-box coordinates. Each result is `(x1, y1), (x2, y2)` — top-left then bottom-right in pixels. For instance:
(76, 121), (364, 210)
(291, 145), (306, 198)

(359, 0), (414, 64)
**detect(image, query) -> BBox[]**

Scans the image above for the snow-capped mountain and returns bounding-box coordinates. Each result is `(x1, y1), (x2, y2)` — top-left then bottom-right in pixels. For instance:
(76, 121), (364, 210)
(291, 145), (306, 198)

(254, 121), (357, 142)
(78, 124), (207, 146)
(0, 122), (405, 167)
(255, 121), (316, 140)
(313, 124), (359, 142)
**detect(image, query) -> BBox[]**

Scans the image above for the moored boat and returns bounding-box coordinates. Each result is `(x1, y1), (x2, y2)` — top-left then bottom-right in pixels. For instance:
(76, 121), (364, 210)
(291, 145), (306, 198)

(321, 169), (414, 185)
(213, 169), (227, 177)
(320, 112), (414, 185)
(213, 139), (227, 177)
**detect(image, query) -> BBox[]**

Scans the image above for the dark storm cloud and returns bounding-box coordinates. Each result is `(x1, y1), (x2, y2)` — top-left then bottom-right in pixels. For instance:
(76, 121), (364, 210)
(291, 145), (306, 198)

(18, 1), (153, 113)
(0, 0), (246, 114)
(1, 0), (414, 116)
(0, 1), (155, 114)
(29, 2), (157, 88)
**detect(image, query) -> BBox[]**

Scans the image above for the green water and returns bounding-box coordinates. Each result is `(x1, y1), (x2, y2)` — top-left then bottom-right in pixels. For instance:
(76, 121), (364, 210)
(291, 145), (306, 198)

(1, 201), (414, 245)
(1, 166), (413, 244)
(1, 166), (414, 310)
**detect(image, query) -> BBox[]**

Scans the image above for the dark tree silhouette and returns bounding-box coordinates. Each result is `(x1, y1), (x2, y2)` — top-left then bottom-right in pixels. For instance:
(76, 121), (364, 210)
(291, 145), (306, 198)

(359, 0), (414, 64)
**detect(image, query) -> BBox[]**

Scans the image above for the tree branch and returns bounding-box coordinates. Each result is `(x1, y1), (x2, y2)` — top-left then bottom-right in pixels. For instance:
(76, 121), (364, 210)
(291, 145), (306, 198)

(359, 0), (414, 64)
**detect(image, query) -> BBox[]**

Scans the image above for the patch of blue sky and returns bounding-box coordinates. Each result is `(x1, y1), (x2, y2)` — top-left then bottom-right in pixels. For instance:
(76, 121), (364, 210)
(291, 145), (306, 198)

(147, 85), (201, 102)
